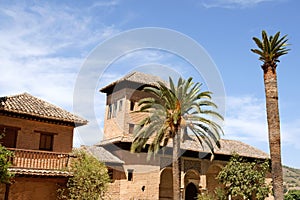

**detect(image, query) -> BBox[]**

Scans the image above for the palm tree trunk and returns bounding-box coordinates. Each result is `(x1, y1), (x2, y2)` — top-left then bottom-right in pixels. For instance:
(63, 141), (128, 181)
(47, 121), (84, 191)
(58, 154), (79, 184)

(263, 65), (284, 199)
(173, 129), (181, 200)
(4, 183), (10, 200)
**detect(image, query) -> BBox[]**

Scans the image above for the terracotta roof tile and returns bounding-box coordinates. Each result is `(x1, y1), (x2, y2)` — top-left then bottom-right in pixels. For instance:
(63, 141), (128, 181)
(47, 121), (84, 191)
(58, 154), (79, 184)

(0, 93), (87, 126)
(9, 168), (71, 177)
(178, 136), (269, 159)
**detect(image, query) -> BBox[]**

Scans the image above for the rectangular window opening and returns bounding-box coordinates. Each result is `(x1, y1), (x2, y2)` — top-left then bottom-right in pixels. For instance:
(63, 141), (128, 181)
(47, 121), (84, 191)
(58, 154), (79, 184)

(107, 104), (112, 119)
(0, 126), (19, 148)
(119, 100), (123, 112)
(127, 169), (134, 181)
(129, 124), (135, 134)
(39, 133), (54, 151)
(130, 101), (135, 111)
(112, 102), (117, 117)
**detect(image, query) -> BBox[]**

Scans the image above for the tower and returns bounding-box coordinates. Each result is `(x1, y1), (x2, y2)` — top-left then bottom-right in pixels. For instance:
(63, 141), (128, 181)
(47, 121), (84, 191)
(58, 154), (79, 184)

(100, 71), (165, 140)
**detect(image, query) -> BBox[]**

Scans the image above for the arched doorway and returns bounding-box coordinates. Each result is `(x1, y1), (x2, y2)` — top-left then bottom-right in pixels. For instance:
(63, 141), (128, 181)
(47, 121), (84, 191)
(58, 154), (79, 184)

(159, 168), (173, 200)
(206, 164), (223, 194)
(185, 182), (198, 200)
(184, 169), (200, 199)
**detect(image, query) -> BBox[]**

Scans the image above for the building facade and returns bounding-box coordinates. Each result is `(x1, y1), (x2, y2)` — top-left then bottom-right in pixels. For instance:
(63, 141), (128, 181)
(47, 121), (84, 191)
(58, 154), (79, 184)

(0, 72), (272, 200)
(93, 71), (271, 200)
(0, 93), (87, 200)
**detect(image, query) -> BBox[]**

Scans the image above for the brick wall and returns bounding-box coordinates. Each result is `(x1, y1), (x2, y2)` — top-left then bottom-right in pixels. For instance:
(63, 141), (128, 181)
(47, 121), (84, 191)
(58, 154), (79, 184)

(4, 177), (67, 200)
(0, 184), (5, 200)
(0, 115), (74, 153)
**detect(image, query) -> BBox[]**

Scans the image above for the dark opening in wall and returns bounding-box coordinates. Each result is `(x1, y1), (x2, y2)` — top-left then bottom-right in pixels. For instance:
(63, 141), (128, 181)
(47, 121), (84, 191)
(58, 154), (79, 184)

(127, 169), (134, 181)
(130, 101), (135, 111)
(129, 124), (135, 134)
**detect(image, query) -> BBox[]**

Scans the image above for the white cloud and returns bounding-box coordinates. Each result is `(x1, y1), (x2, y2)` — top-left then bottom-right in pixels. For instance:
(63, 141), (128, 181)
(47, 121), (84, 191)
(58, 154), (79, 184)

(0, 2), (121, 146)
(224, 96), (268, 141)
(0, 2), (119, 106)
(224, 95), (300, 150)
(71, 70), (126, 146)
(90, 0), (119, 8)
(281, 119), (300, 150)
(0, 3), (119, 58)
(201, 0), (275, 8)
(0, 57), (82, 106)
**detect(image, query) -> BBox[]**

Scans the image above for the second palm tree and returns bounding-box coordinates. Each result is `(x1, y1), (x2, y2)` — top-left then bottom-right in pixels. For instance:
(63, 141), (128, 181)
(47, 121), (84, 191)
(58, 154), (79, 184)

(131, 77), (223, 200)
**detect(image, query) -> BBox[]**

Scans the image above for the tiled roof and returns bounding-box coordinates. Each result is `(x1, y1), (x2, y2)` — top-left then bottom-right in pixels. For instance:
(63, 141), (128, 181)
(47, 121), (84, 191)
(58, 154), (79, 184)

(84, 146), (124, 164)
(0, 93), (87, 126)
(9, 168), (71, 177)
(178, 137), (269, 159)
(98, 136), (269, 159)
(100, 71), (167, 93)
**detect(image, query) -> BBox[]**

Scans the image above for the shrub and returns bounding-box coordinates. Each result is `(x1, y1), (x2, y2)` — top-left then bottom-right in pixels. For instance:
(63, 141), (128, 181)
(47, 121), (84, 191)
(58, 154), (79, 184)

(58, 149), (110, 200)
(0, 143), (14, 184)
(284, 190), (300, 200)
(217, 154), (271, 200)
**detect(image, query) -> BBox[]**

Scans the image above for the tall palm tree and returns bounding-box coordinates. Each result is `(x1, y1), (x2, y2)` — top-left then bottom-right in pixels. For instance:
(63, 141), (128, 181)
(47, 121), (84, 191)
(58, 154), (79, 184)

(251, 30), (290, 199)
(131, 77), (223, 200)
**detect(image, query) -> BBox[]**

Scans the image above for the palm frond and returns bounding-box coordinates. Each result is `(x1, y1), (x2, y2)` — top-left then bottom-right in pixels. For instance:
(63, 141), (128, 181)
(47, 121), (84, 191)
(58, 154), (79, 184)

(169, 77), (176, 93)
(252, 30), (290, 66)
(270, 31), (280, 49)
(252, 37), (263, 50)
(131, 76), (223, 160)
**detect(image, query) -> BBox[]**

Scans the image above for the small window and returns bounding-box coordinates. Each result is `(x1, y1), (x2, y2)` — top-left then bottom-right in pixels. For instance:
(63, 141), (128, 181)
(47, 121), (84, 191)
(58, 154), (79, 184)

(112, 102), (117, 117)
(0, 126), (19, 148)
(107, 104), (112, 119)
(130, 101), (135, 111)
(127, 169), (134, 181)
(129, 124), (135, 134)
(39, 133), (53, 151)
(119, 100), (123, 112)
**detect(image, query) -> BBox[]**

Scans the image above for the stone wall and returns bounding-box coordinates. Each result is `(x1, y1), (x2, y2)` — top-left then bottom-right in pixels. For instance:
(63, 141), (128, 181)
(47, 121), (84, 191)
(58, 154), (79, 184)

(104, 158), (229, 200)
(103, 156), (276, 200)
(105, 164), (160, 200)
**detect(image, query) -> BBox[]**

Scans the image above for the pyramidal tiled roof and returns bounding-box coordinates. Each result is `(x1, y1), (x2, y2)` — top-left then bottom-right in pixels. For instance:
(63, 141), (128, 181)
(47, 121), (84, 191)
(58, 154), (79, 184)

(100, 71), (167, 93)
(0, 93), (87, 126)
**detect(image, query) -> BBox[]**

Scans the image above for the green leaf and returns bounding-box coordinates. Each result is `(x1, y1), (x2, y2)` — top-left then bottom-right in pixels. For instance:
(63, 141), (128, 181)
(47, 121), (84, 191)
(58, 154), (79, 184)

(57, 149), (110, 200)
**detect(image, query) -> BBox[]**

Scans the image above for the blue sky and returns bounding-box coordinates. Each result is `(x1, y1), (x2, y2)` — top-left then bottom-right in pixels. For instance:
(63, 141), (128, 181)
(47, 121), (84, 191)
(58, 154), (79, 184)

(1, 0), (300, 168)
